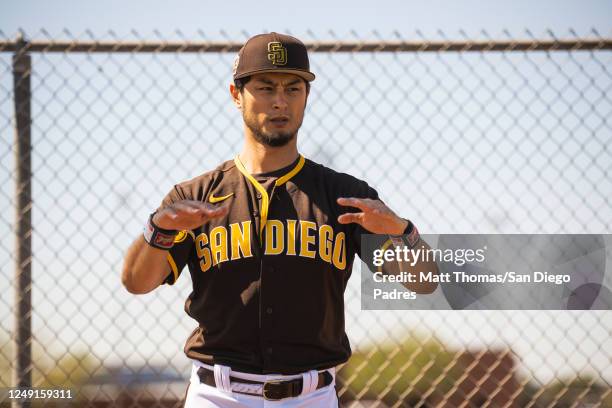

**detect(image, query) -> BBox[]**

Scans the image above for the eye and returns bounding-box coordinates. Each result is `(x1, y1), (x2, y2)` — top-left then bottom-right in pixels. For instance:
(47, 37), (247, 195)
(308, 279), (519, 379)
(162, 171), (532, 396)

(259, 86), (273, 91)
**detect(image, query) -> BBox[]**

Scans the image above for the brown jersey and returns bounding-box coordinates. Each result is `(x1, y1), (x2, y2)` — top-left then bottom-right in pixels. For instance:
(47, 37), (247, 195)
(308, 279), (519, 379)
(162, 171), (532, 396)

(159, 155), (378, 374)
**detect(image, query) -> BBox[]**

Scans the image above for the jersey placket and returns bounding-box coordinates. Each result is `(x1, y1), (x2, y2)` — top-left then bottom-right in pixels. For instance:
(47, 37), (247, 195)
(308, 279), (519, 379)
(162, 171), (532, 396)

(257, 177), (279, 368)
(233, 155), (305, 370)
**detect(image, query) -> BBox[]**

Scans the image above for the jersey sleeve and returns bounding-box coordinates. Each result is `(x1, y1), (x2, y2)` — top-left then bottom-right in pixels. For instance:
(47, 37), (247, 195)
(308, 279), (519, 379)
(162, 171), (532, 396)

(157, 185), (195, 285)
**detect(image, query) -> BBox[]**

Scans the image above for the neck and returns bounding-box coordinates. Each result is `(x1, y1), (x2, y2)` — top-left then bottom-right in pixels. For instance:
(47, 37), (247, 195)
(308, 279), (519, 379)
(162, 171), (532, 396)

(239, 133), (299, 174)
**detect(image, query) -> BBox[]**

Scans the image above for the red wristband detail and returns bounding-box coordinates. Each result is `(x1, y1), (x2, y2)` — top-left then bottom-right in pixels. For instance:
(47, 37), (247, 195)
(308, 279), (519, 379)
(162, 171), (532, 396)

(143, 213), (178, 250)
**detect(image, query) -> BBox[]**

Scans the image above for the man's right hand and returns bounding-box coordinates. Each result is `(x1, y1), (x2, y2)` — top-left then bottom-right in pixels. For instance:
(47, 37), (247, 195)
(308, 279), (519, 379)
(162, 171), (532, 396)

(153, 200), (229, 231)
(122, 200), (228, 295)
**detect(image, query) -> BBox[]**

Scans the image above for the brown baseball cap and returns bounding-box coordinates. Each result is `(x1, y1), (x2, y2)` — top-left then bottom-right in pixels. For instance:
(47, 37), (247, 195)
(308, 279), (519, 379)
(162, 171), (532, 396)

(233, 32), (315, 82)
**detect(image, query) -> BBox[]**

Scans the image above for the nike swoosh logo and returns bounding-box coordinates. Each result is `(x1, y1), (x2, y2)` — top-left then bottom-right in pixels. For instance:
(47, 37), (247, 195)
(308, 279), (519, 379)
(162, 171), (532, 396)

(209, 192), (234, 203)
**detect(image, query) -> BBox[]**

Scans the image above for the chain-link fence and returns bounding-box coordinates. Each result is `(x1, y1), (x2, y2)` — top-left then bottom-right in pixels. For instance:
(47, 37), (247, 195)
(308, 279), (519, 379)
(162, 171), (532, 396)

(1, 30), (611, 407)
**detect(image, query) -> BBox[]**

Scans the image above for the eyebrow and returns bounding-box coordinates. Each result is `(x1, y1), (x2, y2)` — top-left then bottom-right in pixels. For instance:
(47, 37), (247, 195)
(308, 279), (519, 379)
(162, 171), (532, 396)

(255, 78), (303, 87)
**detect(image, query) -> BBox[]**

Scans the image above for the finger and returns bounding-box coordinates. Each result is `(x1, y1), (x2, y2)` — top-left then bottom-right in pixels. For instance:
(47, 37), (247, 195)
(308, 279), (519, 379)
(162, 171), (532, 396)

(337, 212), (363, 225)
(180, 200), (221, 212)
(337, 197), (372, 211)
(172, 202), (201, 214)
(201, 204), (230, 218)
(170, 201), (217, 217)
(153, 208), (179, 229)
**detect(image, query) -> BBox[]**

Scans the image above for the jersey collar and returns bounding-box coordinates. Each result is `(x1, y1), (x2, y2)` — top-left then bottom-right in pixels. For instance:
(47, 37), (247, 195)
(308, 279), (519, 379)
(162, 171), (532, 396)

(234, 155), (306, 239)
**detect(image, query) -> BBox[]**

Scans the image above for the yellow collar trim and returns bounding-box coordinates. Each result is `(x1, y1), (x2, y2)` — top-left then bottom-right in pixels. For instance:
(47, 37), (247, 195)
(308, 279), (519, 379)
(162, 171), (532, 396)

(234, 155), (305, 239)
(276, 155), (305, 186)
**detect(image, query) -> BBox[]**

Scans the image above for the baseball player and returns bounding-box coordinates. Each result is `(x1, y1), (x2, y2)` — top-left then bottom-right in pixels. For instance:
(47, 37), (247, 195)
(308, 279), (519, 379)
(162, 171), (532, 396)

(122, 32), (437, 407)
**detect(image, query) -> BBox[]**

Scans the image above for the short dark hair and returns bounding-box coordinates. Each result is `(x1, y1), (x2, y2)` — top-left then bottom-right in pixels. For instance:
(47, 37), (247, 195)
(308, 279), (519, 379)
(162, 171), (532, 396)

(233, 76), (251, 92)
(234, 76), (310, 94)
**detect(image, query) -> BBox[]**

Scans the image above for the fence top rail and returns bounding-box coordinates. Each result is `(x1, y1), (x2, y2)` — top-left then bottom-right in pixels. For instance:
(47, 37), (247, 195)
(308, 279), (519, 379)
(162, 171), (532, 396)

(0, 38), (611, 53)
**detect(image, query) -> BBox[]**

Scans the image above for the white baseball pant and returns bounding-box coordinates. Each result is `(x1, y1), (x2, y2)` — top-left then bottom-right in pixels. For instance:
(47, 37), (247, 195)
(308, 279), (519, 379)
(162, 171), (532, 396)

(183, 360), (339, 407)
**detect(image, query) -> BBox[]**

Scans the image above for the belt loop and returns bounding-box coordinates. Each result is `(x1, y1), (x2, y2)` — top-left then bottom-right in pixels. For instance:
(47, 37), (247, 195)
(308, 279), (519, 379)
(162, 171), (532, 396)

(328, 366), (336, 382)
(300, 369), (319, 396)
(213, 364), (232, 394)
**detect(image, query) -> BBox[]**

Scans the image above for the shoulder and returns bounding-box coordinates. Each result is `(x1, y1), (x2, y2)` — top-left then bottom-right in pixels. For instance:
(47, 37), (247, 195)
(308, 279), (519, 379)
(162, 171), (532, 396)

(170, 159), (237, 201)
(178, 159), (235, 187)
(304, 158), (364, 183)
(303, 158), (377, 198)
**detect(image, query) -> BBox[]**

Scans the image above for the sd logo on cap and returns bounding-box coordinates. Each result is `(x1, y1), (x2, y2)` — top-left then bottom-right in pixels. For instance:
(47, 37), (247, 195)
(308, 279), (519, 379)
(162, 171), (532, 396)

(233, 32), (316, 82)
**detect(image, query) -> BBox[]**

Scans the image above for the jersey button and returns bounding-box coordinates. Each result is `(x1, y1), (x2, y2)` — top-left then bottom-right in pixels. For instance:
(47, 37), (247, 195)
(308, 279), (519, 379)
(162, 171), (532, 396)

(266, 307), (273, 315)
(256, 193), (262, 199)
(252, 210), (259, 216)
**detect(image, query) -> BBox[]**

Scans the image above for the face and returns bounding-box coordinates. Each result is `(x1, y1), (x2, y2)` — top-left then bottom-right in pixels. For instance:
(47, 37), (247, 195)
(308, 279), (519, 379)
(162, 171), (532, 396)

(232, 72), (309, 147)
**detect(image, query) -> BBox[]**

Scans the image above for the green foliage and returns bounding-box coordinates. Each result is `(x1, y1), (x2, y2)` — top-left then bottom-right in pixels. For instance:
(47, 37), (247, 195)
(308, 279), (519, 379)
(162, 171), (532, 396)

(338, 335), (612, 407)
(338, 335), (464, 406)
(527, 376), (612, 408)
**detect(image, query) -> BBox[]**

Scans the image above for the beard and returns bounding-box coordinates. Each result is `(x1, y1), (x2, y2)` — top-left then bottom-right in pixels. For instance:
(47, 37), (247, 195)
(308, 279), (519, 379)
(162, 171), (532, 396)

(243, 110), (303, 147)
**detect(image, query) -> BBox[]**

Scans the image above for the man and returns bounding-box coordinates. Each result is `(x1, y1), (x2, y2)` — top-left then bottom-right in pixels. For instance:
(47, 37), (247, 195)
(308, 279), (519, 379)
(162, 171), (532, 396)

(122, 32), (437, 407)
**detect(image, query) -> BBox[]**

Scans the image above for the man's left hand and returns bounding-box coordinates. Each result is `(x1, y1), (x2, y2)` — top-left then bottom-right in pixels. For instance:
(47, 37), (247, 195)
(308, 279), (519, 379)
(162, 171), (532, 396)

(337, 197), (408, 235)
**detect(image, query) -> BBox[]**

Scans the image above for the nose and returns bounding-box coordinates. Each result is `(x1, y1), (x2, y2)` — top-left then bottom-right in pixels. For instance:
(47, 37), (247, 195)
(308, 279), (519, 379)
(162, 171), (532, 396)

(272, 89), (288, 110)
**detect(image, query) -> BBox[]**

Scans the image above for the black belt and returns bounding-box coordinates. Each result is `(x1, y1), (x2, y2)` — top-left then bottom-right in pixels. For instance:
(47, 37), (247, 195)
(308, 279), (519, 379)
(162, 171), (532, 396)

(196, 366), (333, 401)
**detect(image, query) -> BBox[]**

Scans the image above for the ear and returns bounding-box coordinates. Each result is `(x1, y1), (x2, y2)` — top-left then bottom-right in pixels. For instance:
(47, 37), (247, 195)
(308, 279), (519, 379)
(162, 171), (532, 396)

(229, 83), (242, 110)
(303, 80), (310, 105)
(304, 86), (310, 108)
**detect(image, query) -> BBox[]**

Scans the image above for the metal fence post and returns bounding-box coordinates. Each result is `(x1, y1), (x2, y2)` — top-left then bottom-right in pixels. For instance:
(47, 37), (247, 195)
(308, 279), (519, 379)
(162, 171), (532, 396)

(12, 34), (32, 408)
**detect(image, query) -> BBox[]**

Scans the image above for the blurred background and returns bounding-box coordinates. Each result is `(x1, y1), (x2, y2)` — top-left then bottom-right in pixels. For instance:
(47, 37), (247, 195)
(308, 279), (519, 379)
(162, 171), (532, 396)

(1, 1), (611, 407)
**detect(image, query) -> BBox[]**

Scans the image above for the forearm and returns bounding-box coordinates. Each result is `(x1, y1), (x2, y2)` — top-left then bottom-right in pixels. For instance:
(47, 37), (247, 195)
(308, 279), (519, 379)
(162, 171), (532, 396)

(121, 236), (171, 294)
(378, 236), (439, 295)
(398, 238), (439, 294)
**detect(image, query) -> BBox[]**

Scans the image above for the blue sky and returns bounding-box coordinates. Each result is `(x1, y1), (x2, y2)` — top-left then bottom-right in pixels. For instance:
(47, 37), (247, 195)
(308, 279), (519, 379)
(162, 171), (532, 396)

(1, 0), (611, 39)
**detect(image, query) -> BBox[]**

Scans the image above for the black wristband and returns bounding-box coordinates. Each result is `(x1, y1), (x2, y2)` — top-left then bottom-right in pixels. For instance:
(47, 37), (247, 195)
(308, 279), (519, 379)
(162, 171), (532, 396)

(389, 219), (420, 249)
(143, 212), (178, 250)
(402, 219), (420, 248)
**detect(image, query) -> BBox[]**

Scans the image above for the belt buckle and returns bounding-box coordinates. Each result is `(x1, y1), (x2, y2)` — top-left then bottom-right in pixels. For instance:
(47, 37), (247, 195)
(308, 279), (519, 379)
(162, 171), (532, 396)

(262, 379), (286, 401)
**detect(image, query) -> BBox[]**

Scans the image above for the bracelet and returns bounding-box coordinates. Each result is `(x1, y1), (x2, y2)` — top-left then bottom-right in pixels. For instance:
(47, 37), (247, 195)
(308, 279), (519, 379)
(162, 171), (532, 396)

(389, 219), (420, 249)
(143, 212), (178, 250)
(402, 219), (420, 248)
